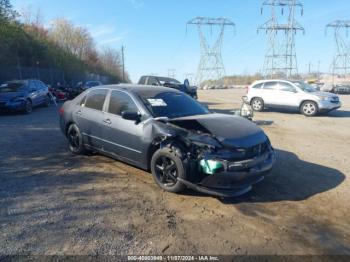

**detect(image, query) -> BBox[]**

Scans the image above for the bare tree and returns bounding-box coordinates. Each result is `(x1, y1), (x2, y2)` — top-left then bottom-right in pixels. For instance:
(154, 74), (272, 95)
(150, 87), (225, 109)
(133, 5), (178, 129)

(98, 47), (123, 79)
(49, 18), (95, 61)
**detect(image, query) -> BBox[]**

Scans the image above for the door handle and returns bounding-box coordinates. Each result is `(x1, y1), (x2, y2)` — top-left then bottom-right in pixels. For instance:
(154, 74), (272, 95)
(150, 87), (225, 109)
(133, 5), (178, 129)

(75, 110), (82, 115)
(103, 118), (112, 125)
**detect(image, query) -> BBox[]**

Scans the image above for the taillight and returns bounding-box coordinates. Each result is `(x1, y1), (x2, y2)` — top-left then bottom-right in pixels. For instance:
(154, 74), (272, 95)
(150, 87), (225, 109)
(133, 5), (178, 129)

(59, 107), (64, 115)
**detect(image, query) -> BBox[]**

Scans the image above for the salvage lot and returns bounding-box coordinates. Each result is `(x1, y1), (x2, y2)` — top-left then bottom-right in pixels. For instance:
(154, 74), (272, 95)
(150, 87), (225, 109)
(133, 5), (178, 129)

(0, 89), (350, 255)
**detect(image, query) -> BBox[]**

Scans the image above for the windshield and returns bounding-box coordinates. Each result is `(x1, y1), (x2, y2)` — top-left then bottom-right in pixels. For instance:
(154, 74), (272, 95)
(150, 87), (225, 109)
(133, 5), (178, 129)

(293, 81), (317, 93)
(141, 92), (209, 118)
(156, 77), (181, 85)
(0, 83), (25, 93)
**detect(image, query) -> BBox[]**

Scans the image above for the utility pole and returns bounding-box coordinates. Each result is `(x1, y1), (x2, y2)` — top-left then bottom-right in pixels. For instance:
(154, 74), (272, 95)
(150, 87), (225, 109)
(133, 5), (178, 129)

(326, 20), (350, 85)
(187, 17), (235, 87)
(121, 45), (125, 83)
(258, 0), (305, 79)
(308, 62), (312, 75)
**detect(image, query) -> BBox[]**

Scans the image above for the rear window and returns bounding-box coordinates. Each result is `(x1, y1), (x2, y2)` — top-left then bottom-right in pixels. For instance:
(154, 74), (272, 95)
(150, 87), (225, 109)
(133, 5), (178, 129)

(0, 82), (25, 93)
(84, 89), (108, 111)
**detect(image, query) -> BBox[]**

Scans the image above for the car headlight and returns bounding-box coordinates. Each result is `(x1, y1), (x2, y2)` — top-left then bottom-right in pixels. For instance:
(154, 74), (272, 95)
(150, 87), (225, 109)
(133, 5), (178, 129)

(319, 96), (332, 101)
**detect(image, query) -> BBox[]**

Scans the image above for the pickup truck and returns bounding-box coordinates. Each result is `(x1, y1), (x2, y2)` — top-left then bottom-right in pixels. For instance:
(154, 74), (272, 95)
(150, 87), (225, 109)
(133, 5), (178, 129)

(138, 75), (198, 99)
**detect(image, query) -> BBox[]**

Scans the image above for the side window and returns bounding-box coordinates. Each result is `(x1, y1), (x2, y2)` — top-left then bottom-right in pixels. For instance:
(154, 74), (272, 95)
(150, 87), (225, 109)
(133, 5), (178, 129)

(279, 82), (296, 92)
(138, 76), (146, 84)
(84, 89), (108, 111)
(252, 83), (263, 89)
(108, 91), (138, 116)
(147, 77), (159, 86)
(77, 95), (87, 106)
(263, 82), (278, 90)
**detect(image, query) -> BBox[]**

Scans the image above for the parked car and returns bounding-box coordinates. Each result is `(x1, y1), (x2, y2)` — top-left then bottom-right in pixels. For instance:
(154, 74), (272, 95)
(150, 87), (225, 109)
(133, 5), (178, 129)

(333, 84), (350, 94)
(0, 80), (50, 114)
(59, 84), (276, 197)
(247, 79), (341, 116)
(81, 81), (103, 91)
(49, 86), (67, 101)
(138, 75), (198, 99)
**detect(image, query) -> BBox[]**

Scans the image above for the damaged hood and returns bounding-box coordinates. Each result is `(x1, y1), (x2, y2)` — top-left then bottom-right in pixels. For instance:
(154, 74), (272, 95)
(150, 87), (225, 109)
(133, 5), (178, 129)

(169, 113), (267, 148)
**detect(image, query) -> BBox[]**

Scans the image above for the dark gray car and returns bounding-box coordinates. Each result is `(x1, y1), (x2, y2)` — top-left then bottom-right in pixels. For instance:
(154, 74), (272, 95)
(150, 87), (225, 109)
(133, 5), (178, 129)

(59, 84), (276, 197)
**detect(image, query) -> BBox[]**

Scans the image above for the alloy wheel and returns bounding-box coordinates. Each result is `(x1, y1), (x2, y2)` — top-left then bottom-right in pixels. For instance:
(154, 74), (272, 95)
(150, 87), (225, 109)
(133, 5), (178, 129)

(155, 156), (178, 187)
(68, 128), (80, 151)
(303, 102), (316, 116)
(252, 99), (262, 111)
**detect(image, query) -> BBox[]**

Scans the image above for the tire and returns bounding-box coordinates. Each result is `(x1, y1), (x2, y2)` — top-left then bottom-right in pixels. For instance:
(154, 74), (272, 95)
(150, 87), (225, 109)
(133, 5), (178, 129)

(300, 101), (318, 117)
(24, 100), (32, 114)
(251, 97), (264, 112)
(44, 95), (50, 107)
(67, 124), (87, 155)
(150, 147), (186, 193)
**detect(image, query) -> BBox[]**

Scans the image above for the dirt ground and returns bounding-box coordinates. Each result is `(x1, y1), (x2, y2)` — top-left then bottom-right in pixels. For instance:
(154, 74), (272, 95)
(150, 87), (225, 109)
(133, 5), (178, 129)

(1, 89), (350, 256)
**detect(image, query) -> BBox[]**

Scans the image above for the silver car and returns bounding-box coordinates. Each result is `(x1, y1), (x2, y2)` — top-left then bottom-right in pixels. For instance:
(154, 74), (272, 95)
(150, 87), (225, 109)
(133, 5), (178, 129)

(247, 80), (341, 116)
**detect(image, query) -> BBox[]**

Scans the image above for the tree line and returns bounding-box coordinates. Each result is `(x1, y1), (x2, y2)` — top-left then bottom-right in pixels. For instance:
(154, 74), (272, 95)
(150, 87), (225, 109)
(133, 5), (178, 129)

(0, 0), (129, 84)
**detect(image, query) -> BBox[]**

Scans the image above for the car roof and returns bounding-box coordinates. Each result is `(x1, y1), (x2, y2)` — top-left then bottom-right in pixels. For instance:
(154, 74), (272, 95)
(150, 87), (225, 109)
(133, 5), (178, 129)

(252, 79), (302, 85)
(91, 84), (181, 97)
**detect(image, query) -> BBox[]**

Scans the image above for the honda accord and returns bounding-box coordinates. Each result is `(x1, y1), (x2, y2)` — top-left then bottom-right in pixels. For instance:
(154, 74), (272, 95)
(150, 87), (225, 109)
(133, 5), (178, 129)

(59, 84), (276, 197)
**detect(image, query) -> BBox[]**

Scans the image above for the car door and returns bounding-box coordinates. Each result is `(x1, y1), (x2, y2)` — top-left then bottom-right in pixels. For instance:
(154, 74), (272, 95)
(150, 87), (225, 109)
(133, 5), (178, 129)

(274, 82), (300, 108)
(260, 81), (280, 106)
(102, 90), (144, 163)
(77, 89), (109, 150)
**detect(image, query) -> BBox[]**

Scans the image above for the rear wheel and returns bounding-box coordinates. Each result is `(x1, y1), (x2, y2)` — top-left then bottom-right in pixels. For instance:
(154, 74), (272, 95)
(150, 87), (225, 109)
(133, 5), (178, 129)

(151, 147), (186, 193)
(300, 101), (318, 116)
(251, 98), (264, 112)
(67, 124), (86, 154)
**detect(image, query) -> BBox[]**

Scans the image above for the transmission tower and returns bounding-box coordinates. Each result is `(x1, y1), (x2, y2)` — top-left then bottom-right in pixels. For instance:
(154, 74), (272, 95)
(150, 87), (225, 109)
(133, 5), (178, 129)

(326, 20), (350, 84)
(258, 0), (304, 79)
(187, 17), (235, 86)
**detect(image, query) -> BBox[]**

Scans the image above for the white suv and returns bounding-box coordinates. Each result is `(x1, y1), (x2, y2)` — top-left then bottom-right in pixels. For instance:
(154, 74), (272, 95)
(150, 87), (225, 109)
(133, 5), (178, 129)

(247, 80), (341, 116)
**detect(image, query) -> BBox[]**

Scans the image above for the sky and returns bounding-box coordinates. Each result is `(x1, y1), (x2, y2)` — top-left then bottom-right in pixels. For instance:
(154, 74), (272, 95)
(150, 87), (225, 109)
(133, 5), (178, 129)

(11, 0), (350, 83)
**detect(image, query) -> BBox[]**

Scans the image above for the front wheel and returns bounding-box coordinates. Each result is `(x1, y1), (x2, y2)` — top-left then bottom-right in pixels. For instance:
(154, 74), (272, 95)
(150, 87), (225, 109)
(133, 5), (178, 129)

(300, 101), (318, 117)
(44, 95), (50, 107)
(151, 147), (186, 193)
(251, 98), (264, 112)
(24, 100), (32, 114)
(67, 124), (86, 154)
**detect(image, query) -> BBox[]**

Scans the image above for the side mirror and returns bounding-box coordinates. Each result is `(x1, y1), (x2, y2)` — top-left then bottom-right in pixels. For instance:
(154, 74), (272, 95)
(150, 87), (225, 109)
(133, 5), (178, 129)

(121, 111), (140, 122)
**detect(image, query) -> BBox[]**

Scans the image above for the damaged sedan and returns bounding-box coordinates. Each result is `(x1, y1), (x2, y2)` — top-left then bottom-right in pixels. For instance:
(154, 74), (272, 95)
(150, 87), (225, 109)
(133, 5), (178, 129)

(59, 84), (276, 197)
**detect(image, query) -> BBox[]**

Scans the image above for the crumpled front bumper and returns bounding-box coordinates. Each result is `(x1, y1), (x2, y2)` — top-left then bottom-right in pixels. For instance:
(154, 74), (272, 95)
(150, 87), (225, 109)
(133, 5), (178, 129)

(179, 149), (276, 197)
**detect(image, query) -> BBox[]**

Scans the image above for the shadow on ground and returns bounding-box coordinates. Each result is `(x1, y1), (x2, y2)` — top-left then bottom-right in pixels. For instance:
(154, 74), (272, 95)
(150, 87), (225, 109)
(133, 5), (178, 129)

(220, 149), (345, 204)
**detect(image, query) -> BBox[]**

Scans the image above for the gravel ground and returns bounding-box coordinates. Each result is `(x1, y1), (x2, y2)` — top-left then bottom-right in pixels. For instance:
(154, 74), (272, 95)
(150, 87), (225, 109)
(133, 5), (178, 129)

(0, 89), (350, 255)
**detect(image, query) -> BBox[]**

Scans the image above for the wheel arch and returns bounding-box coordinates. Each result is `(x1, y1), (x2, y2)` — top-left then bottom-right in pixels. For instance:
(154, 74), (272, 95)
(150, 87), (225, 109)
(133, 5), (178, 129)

(250, 96), (264, 105)
(299, 99), (319, 110)
(146, 136), (188, 170)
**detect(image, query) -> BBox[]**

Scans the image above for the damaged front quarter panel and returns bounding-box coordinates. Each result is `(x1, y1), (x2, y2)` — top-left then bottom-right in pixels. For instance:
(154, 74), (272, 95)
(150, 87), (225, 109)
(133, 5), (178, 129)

(143, 115), (275, 197)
